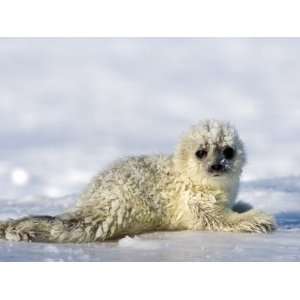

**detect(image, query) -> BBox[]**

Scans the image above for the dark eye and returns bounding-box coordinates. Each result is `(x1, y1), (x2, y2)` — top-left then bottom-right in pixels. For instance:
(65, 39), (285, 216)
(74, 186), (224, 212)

(195, 149), (207, 159)
(223, 146), (235, 159)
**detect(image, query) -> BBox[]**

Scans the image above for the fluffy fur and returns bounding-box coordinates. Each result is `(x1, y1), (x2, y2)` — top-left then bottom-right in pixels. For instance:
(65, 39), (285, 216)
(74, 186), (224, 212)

(0, 120), (276, 243)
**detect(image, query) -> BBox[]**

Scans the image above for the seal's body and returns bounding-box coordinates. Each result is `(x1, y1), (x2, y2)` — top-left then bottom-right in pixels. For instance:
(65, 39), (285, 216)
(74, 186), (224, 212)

(0, 120), (275, 243)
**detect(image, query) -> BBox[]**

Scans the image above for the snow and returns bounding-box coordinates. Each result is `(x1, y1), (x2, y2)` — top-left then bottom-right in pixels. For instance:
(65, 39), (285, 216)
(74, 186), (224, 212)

(1, 38), (300, 261)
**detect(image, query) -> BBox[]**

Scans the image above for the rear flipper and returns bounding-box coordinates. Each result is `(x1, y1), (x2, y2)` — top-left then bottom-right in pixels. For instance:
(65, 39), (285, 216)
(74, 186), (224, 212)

(0, 213), (99, 243)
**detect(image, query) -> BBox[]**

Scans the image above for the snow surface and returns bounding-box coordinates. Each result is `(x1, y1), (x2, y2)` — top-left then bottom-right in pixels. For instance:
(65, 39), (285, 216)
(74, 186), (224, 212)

(1, 38), (300, 261)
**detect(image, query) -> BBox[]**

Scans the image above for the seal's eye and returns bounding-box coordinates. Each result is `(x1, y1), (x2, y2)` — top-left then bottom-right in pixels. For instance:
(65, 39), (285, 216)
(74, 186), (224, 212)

(195, 149), (207, 159)
(223, 146), (235, 159)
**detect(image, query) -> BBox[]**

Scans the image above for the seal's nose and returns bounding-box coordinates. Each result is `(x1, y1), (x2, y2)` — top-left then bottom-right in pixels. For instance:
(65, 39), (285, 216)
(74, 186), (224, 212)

(210, 164), (224, 172)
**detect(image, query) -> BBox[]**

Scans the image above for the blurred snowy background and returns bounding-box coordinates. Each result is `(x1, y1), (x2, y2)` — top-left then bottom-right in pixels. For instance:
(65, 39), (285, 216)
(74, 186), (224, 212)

(1, 38), (300, 261)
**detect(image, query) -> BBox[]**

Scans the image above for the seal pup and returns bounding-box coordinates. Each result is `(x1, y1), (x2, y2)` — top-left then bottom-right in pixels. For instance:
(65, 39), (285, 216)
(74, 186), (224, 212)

(0, 120), (275, 243)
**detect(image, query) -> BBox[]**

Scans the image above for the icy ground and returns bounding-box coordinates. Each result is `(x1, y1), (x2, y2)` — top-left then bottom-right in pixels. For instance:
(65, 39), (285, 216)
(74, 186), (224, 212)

(1, 38), (300, 261)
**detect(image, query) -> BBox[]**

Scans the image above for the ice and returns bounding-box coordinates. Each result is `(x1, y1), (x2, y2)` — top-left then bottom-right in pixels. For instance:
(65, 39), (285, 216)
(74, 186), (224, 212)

(118, 236), (160, 250)
(1, 38), (300, 261)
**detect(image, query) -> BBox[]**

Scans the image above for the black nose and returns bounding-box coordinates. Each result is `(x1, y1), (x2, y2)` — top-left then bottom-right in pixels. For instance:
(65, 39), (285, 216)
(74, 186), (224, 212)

(210, 164), (224, 172)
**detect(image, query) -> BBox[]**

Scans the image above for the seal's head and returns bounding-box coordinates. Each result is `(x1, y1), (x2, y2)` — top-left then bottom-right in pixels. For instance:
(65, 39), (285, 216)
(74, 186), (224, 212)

(174, 120), (246, 188)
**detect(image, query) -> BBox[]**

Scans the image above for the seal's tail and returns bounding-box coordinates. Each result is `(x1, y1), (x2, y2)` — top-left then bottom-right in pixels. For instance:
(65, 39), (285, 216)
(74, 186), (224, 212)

(0, 212), (97, 243)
